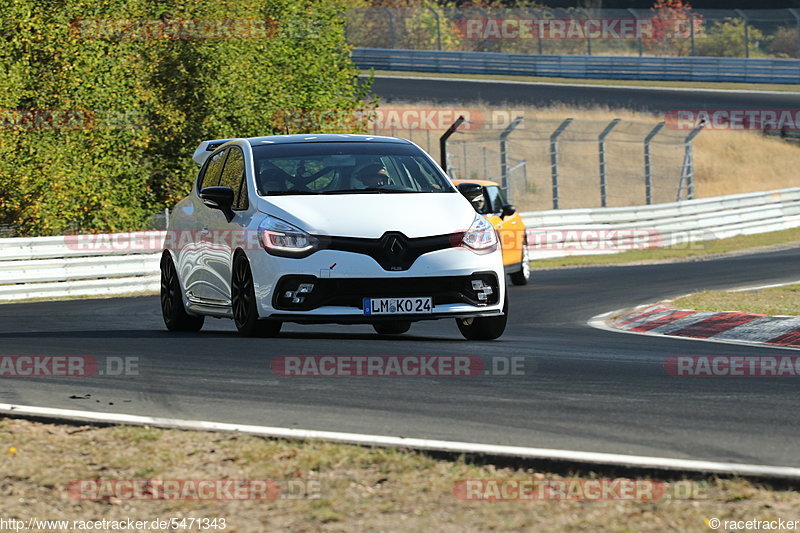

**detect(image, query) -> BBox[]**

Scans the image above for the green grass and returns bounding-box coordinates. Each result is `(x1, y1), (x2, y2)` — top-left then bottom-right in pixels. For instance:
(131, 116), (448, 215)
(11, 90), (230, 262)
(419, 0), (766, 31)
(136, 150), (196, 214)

(366, 69), (800, 93)
(532, 227), (800, 269)
(672, 284), (800, 316)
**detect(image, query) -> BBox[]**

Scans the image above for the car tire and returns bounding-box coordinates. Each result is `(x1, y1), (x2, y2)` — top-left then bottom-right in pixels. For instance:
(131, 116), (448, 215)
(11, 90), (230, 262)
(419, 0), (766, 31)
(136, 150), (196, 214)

(373, 321), (411, 335)
(231, 253), (282, 338)
(509, 240), (530, 286)
(456, 293), (508, 341)
(160, 252), (204, 332)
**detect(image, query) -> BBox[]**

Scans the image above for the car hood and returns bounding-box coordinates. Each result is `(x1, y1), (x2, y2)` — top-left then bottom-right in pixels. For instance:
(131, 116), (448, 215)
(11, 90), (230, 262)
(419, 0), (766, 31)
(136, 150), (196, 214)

(256, 192), (476, 238)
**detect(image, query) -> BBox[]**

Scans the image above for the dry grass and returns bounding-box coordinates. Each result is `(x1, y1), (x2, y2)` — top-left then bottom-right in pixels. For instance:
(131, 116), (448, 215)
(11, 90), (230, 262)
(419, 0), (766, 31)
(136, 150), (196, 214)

(3, 417), (800, 532)
(373, 103), (800, 211)
(671, 284), (800, 316)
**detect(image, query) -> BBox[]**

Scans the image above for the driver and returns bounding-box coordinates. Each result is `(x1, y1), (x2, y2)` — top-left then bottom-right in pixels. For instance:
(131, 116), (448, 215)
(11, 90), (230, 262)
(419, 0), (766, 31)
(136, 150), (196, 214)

(355, 163), (389, 188)
(258, 167), (287, 193)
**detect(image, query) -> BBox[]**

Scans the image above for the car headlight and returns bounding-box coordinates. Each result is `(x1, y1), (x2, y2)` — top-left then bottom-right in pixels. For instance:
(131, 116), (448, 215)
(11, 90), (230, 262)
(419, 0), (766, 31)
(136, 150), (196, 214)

(462, 214), (498, 253)
(259, 216), (319, 257)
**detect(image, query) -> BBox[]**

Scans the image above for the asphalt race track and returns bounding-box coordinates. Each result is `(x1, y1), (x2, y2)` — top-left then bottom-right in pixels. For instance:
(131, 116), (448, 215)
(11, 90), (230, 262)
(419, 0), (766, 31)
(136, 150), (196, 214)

(368, 75), (800, 112)
(1, 248), (799, 468)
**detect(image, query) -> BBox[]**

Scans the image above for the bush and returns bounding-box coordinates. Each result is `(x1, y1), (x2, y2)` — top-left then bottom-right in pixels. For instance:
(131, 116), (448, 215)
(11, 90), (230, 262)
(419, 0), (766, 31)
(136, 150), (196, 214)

(0, 0), (373, 236)
(769, 25), (799, 58)
(694, 18), (764, 58)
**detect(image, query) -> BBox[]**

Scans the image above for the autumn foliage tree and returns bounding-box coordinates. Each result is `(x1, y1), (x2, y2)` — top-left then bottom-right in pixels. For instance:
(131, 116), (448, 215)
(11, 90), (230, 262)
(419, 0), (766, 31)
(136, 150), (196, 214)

(645, 0), (703, 56)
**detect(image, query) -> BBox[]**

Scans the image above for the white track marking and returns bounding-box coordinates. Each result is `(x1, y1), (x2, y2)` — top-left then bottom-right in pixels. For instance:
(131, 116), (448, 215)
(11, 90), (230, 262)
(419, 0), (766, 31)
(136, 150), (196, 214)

(2, 403), (800, 478)
(369, 74), (797, 96)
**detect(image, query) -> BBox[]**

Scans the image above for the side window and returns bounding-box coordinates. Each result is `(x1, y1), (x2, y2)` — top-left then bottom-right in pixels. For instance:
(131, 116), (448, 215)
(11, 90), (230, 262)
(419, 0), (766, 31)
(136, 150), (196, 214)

(198, 148), (227, 190)
(485, 186), (505, 214)
(218, 147), (248, 209)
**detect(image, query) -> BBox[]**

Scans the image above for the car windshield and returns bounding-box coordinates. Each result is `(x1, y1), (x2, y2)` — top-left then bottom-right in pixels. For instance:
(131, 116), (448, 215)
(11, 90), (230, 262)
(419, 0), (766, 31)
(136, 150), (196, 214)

(251, 142), (455, 196)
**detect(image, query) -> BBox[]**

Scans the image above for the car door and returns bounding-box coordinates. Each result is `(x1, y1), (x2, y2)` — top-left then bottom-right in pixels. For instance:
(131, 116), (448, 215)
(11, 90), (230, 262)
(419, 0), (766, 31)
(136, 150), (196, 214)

(184, 147), (228, 302)
(204, 146), (250, 303)
(176, 148), (227, 301)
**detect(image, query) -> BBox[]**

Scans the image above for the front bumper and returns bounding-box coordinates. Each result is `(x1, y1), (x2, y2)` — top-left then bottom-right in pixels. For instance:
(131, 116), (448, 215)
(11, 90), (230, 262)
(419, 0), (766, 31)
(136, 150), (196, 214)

(246, 246), (505, 321)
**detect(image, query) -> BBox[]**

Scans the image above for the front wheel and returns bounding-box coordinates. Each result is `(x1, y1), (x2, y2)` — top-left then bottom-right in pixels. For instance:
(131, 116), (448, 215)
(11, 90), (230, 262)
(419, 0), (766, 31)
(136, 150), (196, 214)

(373, 321), (411, 335)
(509, 241), (530, 286)
(456, 295), (508, 341)
(160, 253), (204, 332)
(231, 254), (282, 338)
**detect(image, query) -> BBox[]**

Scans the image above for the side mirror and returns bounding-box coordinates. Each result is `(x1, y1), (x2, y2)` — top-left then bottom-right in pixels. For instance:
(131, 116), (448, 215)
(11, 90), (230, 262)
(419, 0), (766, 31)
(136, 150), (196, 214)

(200, 186), (235, 222)
(502, 204), (517, 217)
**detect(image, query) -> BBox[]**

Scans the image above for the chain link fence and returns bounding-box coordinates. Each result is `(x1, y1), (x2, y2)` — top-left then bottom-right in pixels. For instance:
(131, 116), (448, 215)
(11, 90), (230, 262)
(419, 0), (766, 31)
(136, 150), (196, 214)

(346, 8), (800, 59)
(432, 117), (698, 212)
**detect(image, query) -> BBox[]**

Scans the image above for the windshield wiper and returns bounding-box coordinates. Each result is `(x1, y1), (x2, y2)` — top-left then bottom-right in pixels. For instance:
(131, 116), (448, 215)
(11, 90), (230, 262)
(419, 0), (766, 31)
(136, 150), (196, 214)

(322, 188), (416, 194)
(262, 189), (320, 195)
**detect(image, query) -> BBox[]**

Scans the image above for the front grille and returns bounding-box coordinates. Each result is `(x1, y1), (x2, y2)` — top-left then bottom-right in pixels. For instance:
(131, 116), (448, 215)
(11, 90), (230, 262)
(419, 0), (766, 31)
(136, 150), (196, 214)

(317, 232), (463, 271)
(273, 273), (499, 311)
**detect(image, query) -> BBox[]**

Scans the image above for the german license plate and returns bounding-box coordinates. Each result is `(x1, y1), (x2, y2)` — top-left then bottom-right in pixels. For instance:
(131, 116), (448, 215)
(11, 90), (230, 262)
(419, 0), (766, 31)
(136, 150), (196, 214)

(364, 297), (433, 315)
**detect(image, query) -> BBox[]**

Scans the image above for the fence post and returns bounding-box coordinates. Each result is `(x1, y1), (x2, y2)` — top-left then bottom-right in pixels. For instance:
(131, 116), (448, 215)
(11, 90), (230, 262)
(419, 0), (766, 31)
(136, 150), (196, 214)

(499, 116), (524, 195)
(534, 8), (543, 54)
(439, 115), (465, 174)
(550, 118), (573, 210)
(627, 9), (643, 56)
(426, 6), (441, 50)
(736, 9), (749, 58)
(598, 118), (621, 208)
(789, 8), (800, 58)
(678, 124), (704, 201)
(383, 8), (396, 49)
(482, 146), (488, 177)
(643, 122), (665, 205)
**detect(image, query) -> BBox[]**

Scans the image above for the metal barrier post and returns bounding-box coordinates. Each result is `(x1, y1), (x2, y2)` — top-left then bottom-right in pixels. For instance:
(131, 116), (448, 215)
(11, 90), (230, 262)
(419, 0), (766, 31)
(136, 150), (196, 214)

(736, 9), (750, 58)
(644, 122), (665, 205)
(426, 7), (441, 50)
(598, 118), (621, 208)
(627, 9), (643, 56)
(439, 115), (465, 174)
(550, 118), (573, 210)
(678, 124), (704, 201)
(790, 8), (800, 58)
(383, 8), (395, 49)
(499, 116), (524, 195)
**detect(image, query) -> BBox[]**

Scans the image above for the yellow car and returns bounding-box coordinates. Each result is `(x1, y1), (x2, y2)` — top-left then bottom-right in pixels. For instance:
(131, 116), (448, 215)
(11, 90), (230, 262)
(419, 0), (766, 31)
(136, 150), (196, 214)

(453, 180), (530, 286)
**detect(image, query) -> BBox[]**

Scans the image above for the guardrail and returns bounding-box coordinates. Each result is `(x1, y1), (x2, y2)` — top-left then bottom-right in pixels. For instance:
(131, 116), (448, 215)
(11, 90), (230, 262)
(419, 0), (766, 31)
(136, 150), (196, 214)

(353, 48), (800, 84)
(0, 232), (163, 302)
(520, 187), (800, 259)
(1, 187), (799, 302)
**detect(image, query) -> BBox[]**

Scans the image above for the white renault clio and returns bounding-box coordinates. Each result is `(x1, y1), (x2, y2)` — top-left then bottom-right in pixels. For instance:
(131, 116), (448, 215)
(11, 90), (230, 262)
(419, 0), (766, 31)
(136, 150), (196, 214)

(160, 134), (507, 340)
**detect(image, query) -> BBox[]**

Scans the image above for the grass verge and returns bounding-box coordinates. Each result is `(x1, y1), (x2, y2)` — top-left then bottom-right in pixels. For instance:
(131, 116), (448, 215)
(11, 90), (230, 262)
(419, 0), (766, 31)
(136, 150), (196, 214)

(2, 417), (799, 532)
(671, 284), (800, 316)
(532, 227), (800, 269)
(367, 69), (800, 93)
